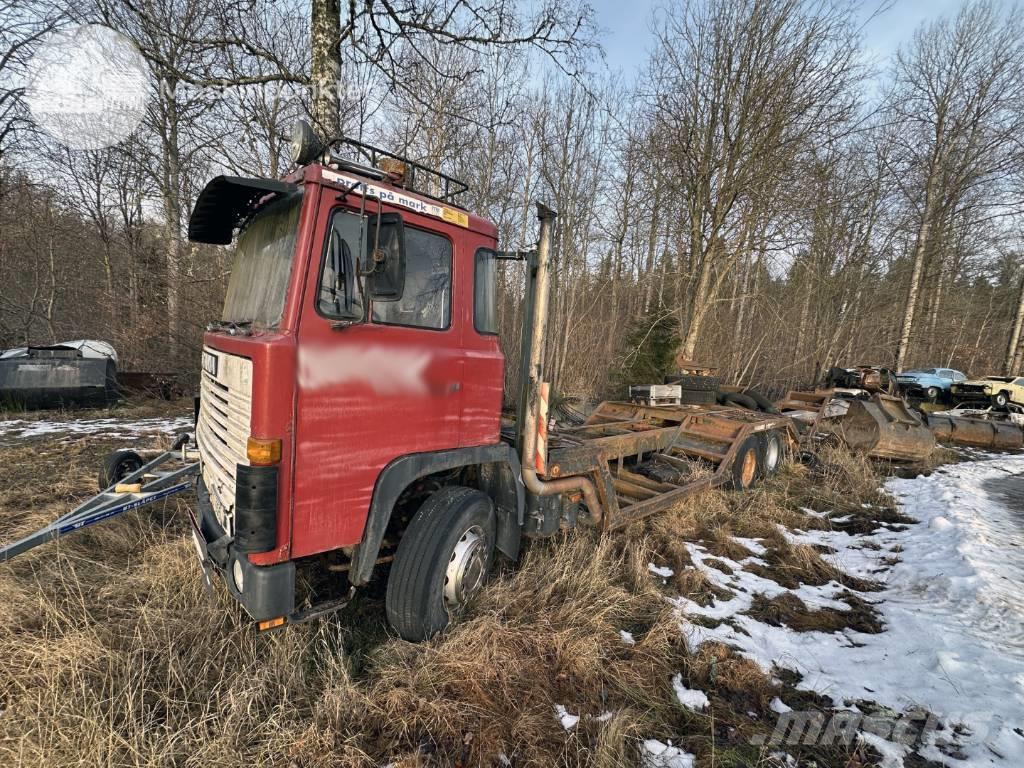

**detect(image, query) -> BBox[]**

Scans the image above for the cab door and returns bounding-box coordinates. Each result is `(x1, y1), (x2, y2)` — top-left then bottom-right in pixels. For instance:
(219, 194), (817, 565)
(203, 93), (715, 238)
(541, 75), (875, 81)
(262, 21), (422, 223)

(289, 188), (464, 558)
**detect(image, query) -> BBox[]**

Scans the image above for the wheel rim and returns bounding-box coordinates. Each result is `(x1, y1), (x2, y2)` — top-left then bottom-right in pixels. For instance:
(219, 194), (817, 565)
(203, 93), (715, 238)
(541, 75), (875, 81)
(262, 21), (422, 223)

(444, 525), (489, 611)
(764, 436), (780, 473)
(740, 450), (757, 487)
(116, 458), (142, 482)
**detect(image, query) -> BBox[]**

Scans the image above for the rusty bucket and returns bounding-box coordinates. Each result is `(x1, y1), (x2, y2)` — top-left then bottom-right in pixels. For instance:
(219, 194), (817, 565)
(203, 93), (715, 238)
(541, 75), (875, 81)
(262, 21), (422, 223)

(826, 395), (936, 462)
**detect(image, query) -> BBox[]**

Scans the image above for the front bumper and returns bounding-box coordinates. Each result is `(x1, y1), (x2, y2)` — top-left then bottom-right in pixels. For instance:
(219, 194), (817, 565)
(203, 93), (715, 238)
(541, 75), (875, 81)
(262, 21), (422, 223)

(195, 477), (294, 622)
(951, 387), (992, 402)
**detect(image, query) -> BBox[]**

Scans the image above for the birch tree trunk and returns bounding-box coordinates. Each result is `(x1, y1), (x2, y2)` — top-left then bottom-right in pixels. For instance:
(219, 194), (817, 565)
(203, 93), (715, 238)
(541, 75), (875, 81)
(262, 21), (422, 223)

(311, 0), (341, 136)
(1006, 275), (1024, 374)
(895, 171), (937, 370)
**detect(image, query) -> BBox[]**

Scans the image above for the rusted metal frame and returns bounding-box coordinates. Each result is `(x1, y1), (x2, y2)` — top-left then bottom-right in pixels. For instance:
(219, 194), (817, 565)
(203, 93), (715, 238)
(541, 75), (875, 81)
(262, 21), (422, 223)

(606, 476), (715, 529)
(560, 418), (650, 434)
(614, 467), (678, 494)
(546, 424), (686, 477)
(666, 437), (728, 463)
(612, 477), (659, 501)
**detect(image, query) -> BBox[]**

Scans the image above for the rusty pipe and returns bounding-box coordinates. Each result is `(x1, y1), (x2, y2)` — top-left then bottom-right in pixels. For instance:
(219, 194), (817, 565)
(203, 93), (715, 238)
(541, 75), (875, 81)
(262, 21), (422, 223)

(519, 203), (603, 527)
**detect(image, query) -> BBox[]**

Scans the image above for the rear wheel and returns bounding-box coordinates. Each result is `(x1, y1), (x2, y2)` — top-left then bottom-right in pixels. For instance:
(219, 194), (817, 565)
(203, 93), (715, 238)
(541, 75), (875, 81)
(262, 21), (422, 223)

(98, 449), (144, 491)
(757, 430), (785, 478)
(727, 436), (762, 491)
(385, 486), (496, 642)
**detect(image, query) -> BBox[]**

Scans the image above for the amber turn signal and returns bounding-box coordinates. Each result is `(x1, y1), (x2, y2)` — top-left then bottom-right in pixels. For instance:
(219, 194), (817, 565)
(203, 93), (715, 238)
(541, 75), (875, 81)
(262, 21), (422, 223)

(246, 437), (282, 466)
(257, 616), (286, 631)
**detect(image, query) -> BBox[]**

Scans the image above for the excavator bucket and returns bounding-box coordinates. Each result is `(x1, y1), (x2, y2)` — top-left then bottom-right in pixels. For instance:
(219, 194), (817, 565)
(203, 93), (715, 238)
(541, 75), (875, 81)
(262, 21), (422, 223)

(824, 394), (936, 461)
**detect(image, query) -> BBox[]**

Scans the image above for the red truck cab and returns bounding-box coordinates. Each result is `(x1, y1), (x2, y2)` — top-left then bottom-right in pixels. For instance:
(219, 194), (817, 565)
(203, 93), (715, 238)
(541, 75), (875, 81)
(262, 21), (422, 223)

(188, 139), (524, 638)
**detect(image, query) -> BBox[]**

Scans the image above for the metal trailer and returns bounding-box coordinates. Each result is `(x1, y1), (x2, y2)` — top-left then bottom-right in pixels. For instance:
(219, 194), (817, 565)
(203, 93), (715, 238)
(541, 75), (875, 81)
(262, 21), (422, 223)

(0, 435), (197, 563)
(535, 401), (798, 531)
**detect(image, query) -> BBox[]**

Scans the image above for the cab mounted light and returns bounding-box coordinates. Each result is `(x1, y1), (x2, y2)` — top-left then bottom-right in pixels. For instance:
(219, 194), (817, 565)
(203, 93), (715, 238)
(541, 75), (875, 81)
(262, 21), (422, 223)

(289, 118), (325, 166)
(246, 437), (282, 466)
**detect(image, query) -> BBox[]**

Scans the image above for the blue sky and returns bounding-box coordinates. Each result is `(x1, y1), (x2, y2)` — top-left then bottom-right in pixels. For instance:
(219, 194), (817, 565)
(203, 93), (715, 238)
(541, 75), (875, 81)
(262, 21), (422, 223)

(592, 0), (967, 79)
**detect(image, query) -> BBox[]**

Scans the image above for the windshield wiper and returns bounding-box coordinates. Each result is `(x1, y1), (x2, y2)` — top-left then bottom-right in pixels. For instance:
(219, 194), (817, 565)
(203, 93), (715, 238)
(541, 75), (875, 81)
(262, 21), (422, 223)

(206, 320), (254, 336)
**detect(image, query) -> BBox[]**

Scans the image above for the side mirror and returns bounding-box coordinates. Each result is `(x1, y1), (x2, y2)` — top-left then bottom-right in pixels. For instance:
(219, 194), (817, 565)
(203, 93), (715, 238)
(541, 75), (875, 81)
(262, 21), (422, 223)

(364, 212), (406, 302)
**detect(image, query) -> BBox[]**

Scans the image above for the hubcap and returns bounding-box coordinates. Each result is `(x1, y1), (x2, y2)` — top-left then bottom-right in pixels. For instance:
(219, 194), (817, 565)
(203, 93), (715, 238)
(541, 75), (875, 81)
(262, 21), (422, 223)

(443, 525), (489, 611)
(764, 436), (780, 473)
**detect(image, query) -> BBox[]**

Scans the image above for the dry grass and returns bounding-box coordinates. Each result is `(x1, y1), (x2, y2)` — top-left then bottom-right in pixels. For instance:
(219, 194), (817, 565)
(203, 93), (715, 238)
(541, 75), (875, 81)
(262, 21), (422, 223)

(0, 407), (921, 767)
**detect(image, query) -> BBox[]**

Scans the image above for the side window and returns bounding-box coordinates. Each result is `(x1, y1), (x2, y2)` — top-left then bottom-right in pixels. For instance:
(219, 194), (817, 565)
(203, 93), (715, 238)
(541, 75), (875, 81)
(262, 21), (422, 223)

(372, 227), (452, 329)
(1014, 377), (1024, 386)
(939, 369), (954, 379)
(474, 248), (498, 335)
(317, 210), (364, 319)
(955, 372), (967, 381)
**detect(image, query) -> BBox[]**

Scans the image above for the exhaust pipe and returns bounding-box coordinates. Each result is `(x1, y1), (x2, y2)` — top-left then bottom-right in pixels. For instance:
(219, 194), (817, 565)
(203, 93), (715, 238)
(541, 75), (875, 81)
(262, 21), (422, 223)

(519, 203), (603, 527)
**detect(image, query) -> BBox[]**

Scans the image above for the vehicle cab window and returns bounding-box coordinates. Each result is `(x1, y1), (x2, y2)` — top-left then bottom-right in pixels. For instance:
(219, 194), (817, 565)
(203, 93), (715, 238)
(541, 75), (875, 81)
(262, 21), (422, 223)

(317, 209), (364, 320)
(474, 248), (498, 335)
(372, 227), (452, 329)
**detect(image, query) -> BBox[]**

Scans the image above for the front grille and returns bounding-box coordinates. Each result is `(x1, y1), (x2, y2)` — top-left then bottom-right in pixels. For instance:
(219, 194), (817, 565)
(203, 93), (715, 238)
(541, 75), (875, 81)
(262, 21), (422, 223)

(197, 347), (253, 534)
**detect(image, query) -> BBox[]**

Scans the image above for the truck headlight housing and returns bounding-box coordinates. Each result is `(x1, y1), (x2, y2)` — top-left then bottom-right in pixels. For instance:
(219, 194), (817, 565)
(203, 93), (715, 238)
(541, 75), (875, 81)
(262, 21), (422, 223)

(232, 558), (245, 593)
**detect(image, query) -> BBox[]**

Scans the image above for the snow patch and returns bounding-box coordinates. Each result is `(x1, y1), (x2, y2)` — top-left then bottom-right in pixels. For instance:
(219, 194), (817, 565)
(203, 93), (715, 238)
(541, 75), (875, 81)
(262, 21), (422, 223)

(649, 563), (674, 578)
(640, 739), (696, 768)
(553, 704), (579, 730)
(671, 675), (709, 711)
(676, 454), (1024, 766)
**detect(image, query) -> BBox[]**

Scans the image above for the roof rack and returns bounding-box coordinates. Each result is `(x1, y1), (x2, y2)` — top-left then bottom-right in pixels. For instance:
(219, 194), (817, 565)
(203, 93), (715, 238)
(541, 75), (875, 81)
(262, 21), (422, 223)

(324, 136), (470, 206)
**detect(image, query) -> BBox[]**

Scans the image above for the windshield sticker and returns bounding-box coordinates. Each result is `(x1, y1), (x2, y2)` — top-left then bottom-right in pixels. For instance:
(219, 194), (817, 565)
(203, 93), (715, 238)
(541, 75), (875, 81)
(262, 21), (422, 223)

(322, 169), (469, 228)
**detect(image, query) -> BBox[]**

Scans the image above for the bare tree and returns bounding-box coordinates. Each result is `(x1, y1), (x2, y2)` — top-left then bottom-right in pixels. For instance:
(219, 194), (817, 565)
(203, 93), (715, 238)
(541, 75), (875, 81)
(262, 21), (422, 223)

(889, 0), (1024, 370)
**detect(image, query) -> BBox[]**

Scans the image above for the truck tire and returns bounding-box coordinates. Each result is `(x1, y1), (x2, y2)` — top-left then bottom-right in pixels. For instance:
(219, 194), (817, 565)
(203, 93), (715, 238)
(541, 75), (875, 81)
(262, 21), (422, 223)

(665, 373), (721, 391)
(742, 388), (780, 414)
(722, 392), (759, 411)
(98, 449), (144, 491)
(726, 436), (762, 491)
(385, 486), (496, 642)
(757, 430), (785, 478)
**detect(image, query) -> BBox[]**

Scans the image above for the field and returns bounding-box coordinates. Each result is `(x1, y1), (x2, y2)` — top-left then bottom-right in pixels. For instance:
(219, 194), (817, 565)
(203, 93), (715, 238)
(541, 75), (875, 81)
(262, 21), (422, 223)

(0, 400), (1007, 767)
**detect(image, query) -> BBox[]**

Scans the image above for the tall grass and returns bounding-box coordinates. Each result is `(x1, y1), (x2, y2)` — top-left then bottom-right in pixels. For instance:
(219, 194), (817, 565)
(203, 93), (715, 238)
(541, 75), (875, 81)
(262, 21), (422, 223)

(0, 420), (913, 767)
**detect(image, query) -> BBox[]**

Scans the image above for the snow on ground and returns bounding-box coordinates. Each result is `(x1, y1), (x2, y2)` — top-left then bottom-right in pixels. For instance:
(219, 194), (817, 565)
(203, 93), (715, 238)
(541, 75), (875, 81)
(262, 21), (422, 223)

(641, 739), (696, 768)
(0, 415), (192, 444)
(678, 454), (1024, 767)
(671, 674), (709, 711)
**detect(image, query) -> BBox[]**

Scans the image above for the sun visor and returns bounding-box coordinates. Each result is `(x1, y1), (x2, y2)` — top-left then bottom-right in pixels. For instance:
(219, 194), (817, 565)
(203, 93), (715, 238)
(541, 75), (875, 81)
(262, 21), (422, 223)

(188, 176), (300, 245)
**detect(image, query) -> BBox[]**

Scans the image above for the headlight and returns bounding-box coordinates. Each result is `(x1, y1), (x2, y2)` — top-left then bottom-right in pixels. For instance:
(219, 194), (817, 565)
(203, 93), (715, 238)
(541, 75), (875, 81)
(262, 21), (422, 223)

(232, 559), (245, 593)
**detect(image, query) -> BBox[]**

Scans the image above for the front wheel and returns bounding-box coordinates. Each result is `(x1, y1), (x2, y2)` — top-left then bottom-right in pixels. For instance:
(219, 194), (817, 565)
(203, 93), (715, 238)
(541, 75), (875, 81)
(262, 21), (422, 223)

(994, 391), (1010, 408)
(925, 386), (940, 402)
(385, 486), (496, 642)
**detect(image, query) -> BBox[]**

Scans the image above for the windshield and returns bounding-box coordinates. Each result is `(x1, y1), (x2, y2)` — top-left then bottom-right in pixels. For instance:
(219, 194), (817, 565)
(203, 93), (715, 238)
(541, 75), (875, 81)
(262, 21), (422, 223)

(221, 191), (303, 327)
